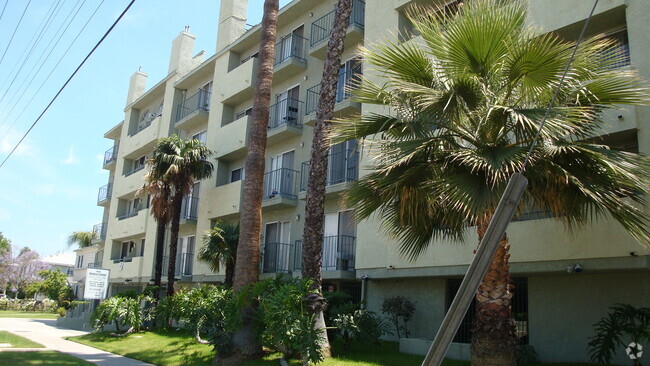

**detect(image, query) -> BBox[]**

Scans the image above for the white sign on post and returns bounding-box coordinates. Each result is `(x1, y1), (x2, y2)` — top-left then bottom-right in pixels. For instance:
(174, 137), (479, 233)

(83, 268), (110, 300)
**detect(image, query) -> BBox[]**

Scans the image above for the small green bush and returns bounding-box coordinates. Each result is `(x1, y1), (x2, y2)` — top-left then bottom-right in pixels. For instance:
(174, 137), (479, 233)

(56, 307), (66, 317)
(91, 294), (152, 335)
(334, 309), (391, 350)
(381, 296), (416, 338)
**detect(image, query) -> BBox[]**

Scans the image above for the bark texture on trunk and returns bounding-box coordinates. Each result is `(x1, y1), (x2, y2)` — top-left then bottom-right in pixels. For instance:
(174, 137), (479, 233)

(301, 0), (353, 357)
(470, 219), (517, 366)
(224, 260), (234, 288)
(153, 219), (166, 301)
(222, 0), (278, 363)
(166, 191), (184, 298)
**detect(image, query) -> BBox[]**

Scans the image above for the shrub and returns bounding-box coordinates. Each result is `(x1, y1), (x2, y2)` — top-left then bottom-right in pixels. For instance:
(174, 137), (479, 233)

(56, 307), (66, 317)
(253, 277), (324, 365)
(381, 296), (416, 338)
(91, 294), (152, 335)
(588, 304), (650, 365)
(334, 309), (391, 350)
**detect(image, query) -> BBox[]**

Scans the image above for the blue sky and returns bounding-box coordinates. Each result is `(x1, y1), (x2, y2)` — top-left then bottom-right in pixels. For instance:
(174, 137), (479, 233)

(0, 0), (291, 261)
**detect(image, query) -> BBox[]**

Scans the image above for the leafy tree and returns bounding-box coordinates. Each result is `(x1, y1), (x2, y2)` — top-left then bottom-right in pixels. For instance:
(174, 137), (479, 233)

(91, 294), (152, 336)
(333, 0), (650, 364)
(2, 248), (46, 298)
(198, 221), (239, 288)
(588, 304), (650, 366)
(148, 135), (212, 298)
(301, 0), (354, 355)
(381, 296), (416, 338)
(67, 231), (97, 249)
(29, 269), (73, 307)
(0, 232), (11, 254)
(229, 0), (279, 362)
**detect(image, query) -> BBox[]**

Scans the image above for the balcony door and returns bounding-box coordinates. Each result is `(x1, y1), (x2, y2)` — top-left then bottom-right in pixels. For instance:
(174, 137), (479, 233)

(328, 140), (358, 184)
(183, 182), (200, 219)
(278, 25), (304, 63)
(265, 150), (294, 198)
(323, 210), (356, 270)
(264, 221), (291, 272)
(177, 236), (195, 276)
(337, 58), (362, 102)
(201, 81), (213, 110)
(275, 86), (300, 127)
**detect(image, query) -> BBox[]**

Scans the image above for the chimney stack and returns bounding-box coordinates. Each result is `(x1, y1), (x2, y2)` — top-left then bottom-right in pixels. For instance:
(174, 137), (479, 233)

(216, 0), (248, 52)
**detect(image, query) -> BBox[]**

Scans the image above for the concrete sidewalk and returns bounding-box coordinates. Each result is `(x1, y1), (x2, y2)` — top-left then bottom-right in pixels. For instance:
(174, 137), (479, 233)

(0, 317), (154, 365)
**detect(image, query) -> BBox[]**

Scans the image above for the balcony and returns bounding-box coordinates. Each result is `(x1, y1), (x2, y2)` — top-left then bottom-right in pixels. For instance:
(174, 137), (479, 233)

(175, 89), (211, 131)
(112, 255), (142, 264)
(261, 242), (293, 274)
(309, 0), (365, 59)
(103, 145), (118, 169)
(162, 253), (194, 277)
(122, 115), (160, 157)
(87, 262), (103, 268)
(294, 235), (356, 273)
(92, 222), (107, 244)
(222, 56), (258, 105)
(262, 168), (300, 211)
(97, 184), (112, 206)
(209, 181), (243, 219)
(304, 69), (362, 125)
(300, 149), (359, 197)
(268, 98), (304, 143)
(215, 115), (250, 161)
(180, 196), (199, 224)
(274, 34), (308, 81)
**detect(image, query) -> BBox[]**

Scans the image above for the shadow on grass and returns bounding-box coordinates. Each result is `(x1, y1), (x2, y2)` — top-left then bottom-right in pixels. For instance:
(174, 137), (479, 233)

(1, 351), (93, 365)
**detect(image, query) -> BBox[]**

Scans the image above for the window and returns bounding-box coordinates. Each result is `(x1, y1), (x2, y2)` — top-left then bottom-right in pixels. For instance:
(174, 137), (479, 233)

(337, 59), (362, 102)
(133, 156), (146, 172)
(156, 100), (164, 116)
(446, 277), (528, 344)
(265, 151), (295, 198)
(263, 221), (291, 273)
(201, 82), (213, 110)
(230, 167), (244, 183)
(76, 255), (83, 268)
(241, 52), (259, 64)
(235, 107), (253, 120)
(600, 28), (631, 69)
(192, 130), (207, 144)
(140, 239), (146, 257)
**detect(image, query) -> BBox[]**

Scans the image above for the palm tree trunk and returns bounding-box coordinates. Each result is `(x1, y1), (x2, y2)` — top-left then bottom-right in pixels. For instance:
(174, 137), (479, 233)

(224, 259), (234, 288)
(470, 218), (517, 366)
(224, 0), (278, 363)
(166, 191), (184, 298)
(301, 0), (353, 357)
(153, 219), (166, 301)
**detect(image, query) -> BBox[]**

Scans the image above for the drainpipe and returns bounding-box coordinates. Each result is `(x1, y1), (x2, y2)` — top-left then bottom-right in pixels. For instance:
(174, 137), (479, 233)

(359, 274), (369, 309)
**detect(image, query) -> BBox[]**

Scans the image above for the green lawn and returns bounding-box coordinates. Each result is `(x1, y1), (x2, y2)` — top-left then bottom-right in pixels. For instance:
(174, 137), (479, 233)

(0, 351), (93, 365)
(0, 330), (45, 348)
(0, 310), (58, 319)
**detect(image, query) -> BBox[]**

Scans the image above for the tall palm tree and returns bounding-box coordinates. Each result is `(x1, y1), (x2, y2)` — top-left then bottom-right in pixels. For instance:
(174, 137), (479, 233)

(149, 135), (212, 298)
(333, 1), (650, 364)
(138, 174), (172, 302)
(198, 221), (239, 288)
(67, 231), (97, 249)
(228, 0), (278, 361)
(302, 0), (353, 356)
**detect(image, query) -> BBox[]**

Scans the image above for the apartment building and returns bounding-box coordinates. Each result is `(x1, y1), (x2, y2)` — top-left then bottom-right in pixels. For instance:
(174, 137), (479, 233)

(83, 0), (649, 363)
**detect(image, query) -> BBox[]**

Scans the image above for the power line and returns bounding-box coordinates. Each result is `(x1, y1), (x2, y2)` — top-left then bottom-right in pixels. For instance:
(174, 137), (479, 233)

(0, 0), (136, 169)
(0, 0), (66, 108)
(0, 0), (9, 25)
(0, 0), (104, 143)
(0, 0), (32, 66)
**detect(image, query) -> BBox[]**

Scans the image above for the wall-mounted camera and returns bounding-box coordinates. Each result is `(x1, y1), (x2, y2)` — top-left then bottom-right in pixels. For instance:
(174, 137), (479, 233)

(566, 263), (583, 274)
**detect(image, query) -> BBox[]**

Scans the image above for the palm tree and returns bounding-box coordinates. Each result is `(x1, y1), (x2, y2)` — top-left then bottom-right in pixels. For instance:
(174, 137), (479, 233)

(138, 174), (172, 302)
(198, 221), (239, 288)
(227, 0), (278, 361)
(67, 231), (97, 249)
(301, 0), (353, 356)
(149, 135), (212, 298)
(333, 1), (650, 364)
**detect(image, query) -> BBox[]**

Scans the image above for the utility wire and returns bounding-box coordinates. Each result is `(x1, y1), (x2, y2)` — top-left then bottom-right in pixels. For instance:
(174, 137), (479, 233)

(0, 0), (32, 66)
(0, 0), (85, 117)
(0, 0), (66, 108)
(0, 0), (136, 169)
(0, 0), (9, 25)
(0, 0), (104, 142)
(519, 0), (600, 173)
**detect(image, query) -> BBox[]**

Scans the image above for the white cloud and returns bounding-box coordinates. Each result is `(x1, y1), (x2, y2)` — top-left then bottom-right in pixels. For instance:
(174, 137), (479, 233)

(0, 130), (36, 157)
(62, 146), (79, 165)
(34, 184), (56, 196)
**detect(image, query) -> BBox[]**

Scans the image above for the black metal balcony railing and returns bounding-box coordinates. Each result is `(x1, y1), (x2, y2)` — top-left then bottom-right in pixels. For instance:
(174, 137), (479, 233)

(275, 34), (307, 65)
(97, 184), (112, 204)
(600, 30), (631, 69)
(263, 168), (300, 200)
(162, 253), (194, 277)
(112, 256), (137, 264)
(269, 98), (304, 130)
(305, 69), (361, 115)
(176, 89), (212, 122)
(87, 262), (103, 268)
(181, 196), (199, 221)
(294, 235), (356, 271)
(310, 0), (365, 47)
(300, 149), (359, 191)
(92, 222), (107, 240)
(103, 145), (118, 166)
(117, 204), (143, 220)
(125, 164), (145, 177)
(261, 242), (293, 274)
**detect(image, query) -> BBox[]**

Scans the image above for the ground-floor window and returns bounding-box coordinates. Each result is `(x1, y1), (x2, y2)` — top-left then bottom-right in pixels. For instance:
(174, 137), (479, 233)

(446, 277), (528, 344)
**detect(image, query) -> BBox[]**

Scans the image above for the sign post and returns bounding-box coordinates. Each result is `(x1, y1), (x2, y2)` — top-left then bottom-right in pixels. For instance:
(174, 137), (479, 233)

(83, 268), (110, 300)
